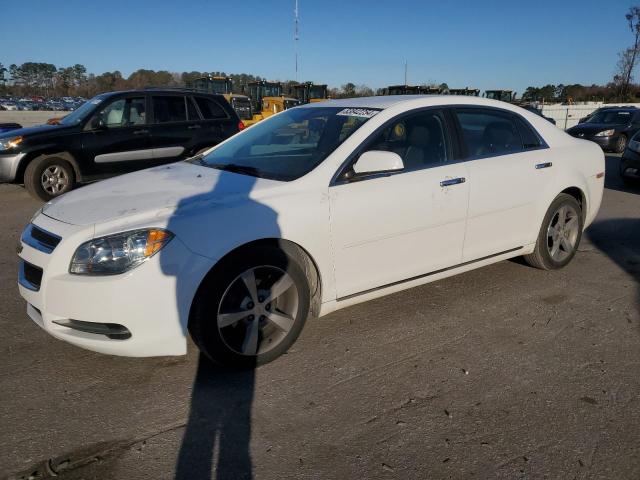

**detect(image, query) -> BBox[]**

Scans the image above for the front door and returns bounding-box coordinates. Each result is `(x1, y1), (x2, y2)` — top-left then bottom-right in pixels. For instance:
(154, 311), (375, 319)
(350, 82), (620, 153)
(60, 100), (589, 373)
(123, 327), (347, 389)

(329, 109), (470, 299)
(82, 95), (153, 176)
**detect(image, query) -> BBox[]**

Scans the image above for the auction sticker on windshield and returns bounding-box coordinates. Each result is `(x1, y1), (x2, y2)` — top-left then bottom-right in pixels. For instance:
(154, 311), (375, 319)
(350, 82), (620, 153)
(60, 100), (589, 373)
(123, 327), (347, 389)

(336, 108), (379, 118)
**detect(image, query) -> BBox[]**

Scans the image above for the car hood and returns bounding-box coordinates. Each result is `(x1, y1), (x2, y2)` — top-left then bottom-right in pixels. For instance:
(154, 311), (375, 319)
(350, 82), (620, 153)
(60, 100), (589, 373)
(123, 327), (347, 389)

(42, 162), (286, 226)
(568, 123), (623, 135)
(0, 123), (72, 139)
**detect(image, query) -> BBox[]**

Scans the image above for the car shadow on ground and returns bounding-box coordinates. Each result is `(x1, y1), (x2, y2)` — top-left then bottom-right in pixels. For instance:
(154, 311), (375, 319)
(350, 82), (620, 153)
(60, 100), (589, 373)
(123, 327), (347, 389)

(604, 154), (640, 195)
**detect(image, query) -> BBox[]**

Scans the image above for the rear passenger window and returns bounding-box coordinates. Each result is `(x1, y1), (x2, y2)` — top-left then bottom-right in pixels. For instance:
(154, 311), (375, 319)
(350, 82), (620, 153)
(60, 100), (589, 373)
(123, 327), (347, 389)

(456, 109), (526, 158)
(152, 96), (187, 123)
(195, 97), (227, 120)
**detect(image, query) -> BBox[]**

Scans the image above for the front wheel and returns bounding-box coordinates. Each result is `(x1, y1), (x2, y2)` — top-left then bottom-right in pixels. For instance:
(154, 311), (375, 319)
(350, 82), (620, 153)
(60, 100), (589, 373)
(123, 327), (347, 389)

(189, 244), (313, 368)
(524, 193), (583, 270)
(24, 155), (75, 201)
(615, 134), (628, 154)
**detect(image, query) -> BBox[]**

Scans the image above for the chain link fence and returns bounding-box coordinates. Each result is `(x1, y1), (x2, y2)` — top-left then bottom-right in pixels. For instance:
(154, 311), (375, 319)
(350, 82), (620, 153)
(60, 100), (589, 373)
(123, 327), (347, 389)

(540, 103), (640, 130)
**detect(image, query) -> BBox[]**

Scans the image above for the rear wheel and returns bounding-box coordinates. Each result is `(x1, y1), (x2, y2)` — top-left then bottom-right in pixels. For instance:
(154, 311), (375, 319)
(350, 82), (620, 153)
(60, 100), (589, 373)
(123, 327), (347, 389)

(189, 244), (313, 368)
(524, 193), (583, 270)
(24, 155), (75, 201)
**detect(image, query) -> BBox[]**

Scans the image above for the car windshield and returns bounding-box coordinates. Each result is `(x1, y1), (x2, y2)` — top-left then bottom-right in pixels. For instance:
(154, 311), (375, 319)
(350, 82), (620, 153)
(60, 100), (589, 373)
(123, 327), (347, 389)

(586, 110), (633, 125)
(195, 106), (379, 181)
(58, 95), (108, 125)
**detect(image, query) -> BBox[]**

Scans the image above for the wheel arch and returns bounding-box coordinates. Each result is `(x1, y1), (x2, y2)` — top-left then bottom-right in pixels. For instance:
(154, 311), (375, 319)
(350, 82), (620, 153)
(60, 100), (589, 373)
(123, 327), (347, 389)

(16, 150), (82, 184)
(188, 237), (323, 327)
(559, 186), (587, 222)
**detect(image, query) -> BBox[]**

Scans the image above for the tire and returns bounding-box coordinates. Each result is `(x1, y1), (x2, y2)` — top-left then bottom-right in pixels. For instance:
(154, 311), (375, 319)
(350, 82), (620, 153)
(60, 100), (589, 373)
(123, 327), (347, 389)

(189, 243), (315, 368)
(24, 154), (75, 202)
(524, 193), (583, 270)
(615, 134), (628, 154)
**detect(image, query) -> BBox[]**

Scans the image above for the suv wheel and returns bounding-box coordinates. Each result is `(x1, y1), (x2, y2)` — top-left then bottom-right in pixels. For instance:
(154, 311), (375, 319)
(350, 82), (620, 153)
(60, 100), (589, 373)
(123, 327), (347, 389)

(24, 155), (76, 201)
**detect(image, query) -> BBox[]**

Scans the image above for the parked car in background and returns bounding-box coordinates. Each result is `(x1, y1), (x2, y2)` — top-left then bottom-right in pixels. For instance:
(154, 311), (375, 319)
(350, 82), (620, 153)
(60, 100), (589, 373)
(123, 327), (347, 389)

(1, 101), (18, 111)
(522, 105), (556, 125)
(566, 108), (640, 153)
(578, 106), (635, 124)
(0, 88), (243, 200)
(620, 132), (640, 186)
(16, 96), (604, 366)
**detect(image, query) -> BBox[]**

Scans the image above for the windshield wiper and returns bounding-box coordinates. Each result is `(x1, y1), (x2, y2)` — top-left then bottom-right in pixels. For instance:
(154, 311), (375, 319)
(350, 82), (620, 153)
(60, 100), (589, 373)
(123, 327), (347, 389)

(206, 163), (263, 177)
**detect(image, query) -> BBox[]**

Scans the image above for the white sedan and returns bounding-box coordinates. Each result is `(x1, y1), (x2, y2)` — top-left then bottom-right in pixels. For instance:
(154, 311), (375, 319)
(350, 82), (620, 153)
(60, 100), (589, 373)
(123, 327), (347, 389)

(17, 96), (605, 367)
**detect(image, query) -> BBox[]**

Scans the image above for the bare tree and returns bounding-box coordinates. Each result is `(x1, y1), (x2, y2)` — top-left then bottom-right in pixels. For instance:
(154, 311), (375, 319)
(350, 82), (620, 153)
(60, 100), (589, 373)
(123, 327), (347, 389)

(622, 6), (640, 96)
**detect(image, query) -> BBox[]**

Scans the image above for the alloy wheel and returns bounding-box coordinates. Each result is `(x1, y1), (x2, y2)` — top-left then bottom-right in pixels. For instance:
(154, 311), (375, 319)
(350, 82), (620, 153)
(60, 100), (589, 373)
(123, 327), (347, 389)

(217, 266), (299, 356)
(546, 204), (580, 262)
(41, 165), (69, 194)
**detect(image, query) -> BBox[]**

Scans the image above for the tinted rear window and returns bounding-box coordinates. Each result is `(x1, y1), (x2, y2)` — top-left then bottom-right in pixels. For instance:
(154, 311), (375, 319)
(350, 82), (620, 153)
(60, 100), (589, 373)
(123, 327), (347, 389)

(152, 96), (187, 123)
(195, 97), (227, 120)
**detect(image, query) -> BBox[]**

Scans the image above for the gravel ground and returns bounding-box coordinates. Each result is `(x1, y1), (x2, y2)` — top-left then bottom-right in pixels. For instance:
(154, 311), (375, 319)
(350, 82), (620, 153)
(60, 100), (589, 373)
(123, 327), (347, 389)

(1, 155), (639, 480)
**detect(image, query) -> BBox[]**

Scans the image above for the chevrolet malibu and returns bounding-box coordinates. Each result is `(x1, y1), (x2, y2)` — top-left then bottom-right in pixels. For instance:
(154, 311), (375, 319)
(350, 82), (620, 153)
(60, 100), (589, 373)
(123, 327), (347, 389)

(17, 96), (605, 367)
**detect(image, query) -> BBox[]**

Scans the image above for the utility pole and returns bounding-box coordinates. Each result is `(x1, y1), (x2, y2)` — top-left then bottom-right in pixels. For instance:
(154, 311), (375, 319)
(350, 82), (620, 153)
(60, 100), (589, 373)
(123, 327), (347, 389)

(294, 0), (299, 82)
(404, 60), (408, 86)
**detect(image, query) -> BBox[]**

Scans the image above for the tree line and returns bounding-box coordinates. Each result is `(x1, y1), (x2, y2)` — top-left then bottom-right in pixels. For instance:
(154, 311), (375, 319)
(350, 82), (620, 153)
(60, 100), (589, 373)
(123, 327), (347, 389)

(0, 62), (380, 99)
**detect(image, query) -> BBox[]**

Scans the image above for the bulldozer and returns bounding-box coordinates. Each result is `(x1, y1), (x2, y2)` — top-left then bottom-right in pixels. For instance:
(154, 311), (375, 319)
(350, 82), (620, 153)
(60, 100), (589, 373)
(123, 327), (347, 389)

(448, 88), (480, 96)
(483, 90), (516, 103)
(290, 82), (328, 104)
(189, 76), (254, 124)
(382, 85), (444, 95)
(244, 80), (300, 125)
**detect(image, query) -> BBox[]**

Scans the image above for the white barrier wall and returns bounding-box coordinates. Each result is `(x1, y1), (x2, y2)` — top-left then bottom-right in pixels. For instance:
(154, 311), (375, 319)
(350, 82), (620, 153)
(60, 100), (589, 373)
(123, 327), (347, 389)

(540, 103), (640, 130)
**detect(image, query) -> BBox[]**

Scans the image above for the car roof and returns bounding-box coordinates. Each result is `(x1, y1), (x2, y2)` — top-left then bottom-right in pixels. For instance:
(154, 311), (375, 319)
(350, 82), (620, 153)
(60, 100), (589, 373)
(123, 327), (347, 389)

(302, 95), (518, 110)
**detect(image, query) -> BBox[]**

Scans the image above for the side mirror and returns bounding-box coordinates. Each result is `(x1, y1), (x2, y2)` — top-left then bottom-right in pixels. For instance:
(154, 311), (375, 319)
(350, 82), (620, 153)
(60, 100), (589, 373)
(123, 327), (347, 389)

(353, 150), (404, 175)
(91, 116), (106, 130)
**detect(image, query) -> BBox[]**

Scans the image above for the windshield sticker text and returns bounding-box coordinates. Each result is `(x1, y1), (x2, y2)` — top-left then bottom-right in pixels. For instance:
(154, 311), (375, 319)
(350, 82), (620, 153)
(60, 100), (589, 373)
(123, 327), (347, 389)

(336, 108), (379, 118)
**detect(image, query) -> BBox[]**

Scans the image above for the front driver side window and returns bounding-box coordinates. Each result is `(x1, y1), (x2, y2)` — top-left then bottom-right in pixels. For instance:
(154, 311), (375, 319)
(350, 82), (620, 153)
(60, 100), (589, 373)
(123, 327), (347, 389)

(362, 110), (449, 172)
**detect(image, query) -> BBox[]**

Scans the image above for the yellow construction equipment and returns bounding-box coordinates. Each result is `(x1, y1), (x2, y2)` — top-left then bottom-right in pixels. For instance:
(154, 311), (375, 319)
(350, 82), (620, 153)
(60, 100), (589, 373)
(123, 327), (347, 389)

(484, 90), (516, 103)
(382, 85), (444, 95)
(448, 88), (480, 96)
(244, 81), (300, 124)
(290, 82), (328, 103)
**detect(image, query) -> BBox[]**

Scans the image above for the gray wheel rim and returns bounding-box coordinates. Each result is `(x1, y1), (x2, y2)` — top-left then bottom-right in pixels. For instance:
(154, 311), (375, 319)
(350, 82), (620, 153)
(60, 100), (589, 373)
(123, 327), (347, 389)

(546, 204), (579, 262)
(41, 165), (69, 194)
(217, 265), (299, 356)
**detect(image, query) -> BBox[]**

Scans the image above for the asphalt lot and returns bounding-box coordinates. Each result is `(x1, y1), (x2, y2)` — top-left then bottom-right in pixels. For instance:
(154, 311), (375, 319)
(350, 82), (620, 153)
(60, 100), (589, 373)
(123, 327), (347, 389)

(1, 155), (640, 480)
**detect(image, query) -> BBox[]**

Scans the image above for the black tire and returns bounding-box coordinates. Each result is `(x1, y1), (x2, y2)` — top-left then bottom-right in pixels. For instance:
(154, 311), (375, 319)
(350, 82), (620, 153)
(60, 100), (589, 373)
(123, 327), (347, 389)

(24, 154), (75, 202)
(615, 134), (628, 154)
(524, 193), (583, 270)
(189, 243), (315, 368)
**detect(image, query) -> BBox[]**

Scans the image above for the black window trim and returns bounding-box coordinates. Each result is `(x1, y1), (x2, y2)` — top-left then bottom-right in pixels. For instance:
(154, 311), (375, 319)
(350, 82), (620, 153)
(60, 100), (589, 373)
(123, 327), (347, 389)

(451, 105), (549, 161)
(330, 106), (462, 186)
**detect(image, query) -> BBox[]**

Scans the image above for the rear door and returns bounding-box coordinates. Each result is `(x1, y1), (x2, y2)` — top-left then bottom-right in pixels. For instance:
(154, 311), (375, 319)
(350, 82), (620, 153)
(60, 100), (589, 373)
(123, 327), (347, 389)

(192, 95), (238, 148)
(453, 107), (552, 262)
(148, 94), (196, 163)
(81, 94), (153, 175)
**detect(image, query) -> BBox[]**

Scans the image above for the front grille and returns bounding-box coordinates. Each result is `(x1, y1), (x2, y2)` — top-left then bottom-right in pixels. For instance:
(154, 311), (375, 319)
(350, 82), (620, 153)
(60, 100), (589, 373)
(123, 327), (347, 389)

(21, 224), (61, 254)
(19, 260), (43, 291)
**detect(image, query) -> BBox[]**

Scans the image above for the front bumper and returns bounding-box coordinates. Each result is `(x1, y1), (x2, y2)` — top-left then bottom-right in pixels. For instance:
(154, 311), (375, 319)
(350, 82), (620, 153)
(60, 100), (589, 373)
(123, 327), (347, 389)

(621, 147), (640, 179)
(569, 133), (618, 151)
(0, 152), (25, 182)
(17, 214), (213, 357)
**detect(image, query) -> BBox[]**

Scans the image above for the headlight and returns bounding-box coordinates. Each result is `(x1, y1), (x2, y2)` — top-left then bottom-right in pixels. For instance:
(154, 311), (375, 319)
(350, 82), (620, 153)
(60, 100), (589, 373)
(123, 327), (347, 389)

(69, 229), (173, 275)
(595, 129), (615, 137)
(0, 136), (23, 151)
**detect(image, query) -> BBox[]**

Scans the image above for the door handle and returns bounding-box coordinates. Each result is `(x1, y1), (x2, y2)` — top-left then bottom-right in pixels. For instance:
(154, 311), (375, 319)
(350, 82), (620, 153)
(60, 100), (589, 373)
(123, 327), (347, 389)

(440, 177), (466, 187)
(188, 124), (202, 130)
(133, 129), (149, 135)
(535, 162), (552, 169)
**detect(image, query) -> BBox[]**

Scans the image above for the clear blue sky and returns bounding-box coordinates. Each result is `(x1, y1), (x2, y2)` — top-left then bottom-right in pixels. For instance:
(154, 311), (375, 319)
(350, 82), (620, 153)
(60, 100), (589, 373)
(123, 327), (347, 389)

(0, 0), (635, 94)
